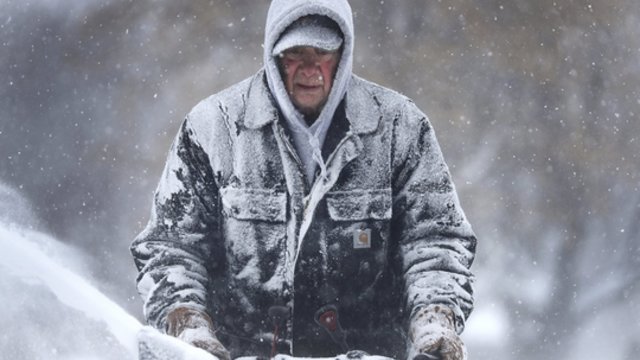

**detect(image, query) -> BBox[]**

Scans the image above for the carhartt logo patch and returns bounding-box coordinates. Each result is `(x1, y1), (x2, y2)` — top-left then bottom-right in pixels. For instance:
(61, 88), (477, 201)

(353, 228), (372, 249)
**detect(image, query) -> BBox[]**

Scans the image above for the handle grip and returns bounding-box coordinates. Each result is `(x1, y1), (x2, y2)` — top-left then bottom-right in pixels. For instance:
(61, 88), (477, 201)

(413, 353), (441, 360)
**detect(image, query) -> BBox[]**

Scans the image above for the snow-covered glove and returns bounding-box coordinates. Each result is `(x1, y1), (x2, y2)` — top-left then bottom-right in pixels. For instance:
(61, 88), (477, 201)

(408, 305), (467, 360)
(166, 307), (231, 360)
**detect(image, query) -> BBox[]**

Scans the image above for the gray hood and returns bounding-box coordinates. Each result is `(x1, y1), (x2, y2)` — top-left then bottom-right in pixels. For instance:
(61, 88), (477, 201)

(263, 0), (354, 186)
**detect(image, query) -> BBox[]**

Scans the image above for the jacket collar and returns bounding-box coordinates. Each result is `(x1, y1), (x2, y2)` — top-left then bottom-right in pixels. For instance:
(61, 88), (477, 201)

(344, 75), (382, 135)
(242, 71), (382, 135)
(242, 70), (280, 130)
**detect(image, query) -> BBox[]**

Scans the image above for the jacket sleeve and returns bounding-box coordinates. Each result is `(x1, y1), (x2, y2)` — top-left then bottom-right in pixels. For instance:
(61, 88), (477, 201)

(130, 116), (221, 331)
(391, 101), (477, 334)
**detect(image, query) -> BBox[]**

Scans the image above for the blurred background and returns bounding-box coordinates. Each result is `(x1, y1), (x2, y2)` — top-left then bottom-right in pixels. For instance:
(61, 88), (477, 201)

(1, 0), (639, 359)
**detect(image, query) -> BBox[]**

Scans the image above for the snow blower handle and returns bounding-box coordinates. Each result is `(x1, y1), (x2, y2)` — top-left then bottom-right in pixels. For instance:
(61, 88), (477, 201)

(413, 353), (442, 360)
(237, 355), (395, 360)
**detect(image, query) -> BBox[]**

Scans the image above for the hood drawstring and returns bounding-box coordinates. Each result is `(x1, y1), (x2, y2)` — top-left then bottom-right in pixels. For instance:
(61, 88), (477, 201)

(309, 133), (328, 183)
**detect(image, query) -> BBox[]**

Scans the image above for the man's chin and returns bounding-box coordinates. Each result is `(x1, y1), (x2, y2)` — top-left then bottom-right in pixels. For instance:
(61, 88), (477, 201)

(293, 100), (324, 121)
(291, 107), (318, 124)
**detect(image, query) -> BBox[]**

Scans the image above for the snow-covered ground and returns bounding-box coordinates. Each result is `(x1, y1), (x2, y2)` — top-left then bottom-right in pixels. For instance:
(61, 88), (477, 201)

(0, 183), (222, 360)
(0, 223), (137, 359)
(0, 219), (227, 360)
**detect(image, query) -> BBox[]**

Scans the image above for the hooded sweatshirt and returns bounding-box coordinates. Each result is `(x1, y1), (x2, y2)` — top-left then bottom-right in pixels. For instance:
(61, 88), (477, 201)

(263, 0), (354, 187)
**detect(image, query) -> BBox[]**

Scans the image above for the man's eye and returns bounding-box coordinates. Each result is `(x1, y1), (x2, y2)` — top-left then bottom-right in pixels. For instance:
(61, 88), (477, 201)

(284, 53), (301, 61)
(283, 48), (304, 59)
(317, 49), (338, 60)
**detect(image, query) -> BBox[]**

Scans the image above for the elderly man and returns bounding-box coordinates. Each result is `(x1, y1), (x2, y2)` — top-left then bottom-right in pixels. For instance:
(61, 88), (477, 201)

(131, 1), (477, 359)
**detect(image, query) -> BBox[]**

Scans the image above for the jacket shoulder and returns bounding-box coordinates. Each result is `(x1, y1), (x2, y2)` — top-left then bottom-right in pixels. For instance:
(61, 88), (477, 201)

(179, 73), (260, 148)
(188, 76), (254, 124)
(351, 75), (430, 131)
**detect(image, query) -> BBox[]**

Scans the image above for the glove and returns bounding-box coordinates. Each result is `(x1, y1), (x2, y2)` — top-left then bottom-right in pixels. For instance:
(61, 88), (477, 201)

(166, 307), (231, 360)
(408, 305), (467, 360)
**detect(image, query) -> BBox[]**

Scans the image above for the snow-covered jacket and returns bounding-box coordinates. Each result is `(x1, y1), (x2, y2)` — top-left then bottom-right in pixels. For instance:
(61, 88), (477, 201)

(131, 1), (476, 358)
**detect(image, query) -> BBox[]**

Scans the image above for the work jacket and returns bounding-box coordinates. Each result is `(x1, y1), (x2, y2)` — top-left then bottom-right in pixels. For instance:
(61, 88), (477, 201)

(131, 70), (476, 358)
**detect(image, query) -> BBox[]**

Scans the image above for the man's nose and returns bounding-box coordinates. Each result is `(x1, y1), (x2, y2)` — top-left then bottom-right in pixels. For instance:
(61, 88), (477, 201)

(299, 56), (321, 77)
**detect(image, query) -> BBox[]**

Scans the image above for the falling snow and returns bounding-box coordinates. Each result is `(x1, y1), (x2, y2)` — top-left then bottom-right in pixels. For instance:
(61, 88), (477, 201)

(0, 1), (639, 360)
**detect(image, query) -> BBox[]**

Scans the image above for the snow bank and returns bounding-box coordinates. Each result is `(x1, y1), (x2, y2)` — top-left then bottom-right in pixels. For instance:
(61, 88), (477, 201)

(0, 223), (140, 359)
(0, 182), (221, 360)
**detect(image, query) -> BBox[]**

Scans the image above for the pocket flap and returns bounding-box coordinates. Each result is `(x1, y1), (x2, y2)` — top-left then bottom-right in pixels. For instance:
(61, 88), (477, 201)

(326, 189), (392, 221)
(220, 187), (287, 222)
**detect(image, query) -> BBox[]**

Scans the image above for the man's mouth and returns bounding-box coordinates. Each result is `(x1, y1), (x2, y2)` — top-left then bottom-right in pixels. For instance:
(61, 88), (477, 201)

(296, 83), (322, 90)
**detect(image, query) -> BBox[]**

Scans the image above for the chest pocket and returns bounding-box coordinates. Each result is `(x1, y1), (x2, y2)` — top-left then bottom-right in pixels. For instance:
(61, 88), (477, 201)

(326, 188), (392, 221)
(324, 189), (392, 303)
(219, 187), (287, 282)
(220, 187), (286, 222)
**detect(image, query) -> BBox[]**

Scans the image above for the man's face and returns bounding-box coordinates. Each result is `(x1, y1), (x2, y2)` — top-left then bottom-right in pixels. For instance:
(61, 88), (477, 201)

(279, 46), (340, 118)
